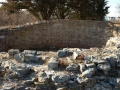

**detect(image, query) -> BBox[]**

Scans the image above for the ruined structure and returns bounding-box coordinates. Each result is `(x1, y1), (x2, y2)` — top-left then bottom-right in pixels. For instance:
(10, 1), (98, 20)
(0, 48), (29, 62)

(0, 20), (115, 51)
(0, 20), (120, 90)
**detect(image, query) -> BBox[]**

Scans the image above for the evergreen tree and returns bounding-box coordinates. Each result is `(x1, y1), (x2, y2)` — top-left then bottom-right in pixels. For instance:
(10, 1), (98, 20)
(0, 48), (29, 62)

(52, 0), (73, 19)
(2, 0), (109, 20)
(69, 0), (109, 20)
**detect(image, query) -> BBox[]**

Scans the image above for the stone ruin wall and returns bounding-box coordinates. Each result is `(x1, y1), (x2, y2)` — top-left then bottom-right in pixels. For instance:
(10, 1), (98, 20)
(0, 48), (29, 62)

(0, 20), (115, 51)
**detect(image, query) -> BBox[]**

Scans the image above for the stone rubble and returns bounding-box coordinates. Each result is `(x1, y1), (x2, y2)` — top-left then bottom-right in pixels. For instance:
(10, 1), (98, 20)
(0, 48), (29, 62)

(1, 35), (120, 89)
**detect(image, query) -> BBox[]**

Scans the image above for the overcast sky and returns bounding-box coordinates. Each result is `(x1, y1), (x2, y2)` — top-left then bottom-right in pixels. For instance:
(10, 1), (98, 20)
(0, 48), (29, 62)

(0, 0), (120, 17)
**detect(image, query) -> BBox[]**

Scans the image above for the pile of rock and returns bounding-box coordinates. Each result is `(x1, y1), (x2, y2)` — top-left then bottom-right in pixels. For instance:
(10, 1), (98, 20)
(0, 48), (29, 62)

(1, 36), (120, 89)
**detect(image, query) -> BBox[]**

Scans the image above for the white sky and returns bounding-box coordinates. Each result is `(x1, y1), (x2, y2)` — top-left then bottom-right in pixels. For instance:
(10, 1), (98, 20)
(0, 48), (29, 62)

(0, 0), (120, 17)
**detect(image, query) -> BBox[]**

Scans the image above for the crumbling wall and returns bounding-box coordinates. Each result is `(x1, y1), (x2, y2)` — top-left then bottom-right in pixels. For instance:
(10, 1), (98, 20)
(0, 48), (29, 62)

(0, 20), (115, 51)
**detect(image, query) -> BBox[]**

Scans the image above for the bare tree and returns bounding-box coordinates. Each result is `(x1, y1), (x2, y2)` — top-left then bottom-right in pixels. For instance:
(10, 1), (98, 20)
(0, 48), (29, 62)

(0, 10), (38, 26)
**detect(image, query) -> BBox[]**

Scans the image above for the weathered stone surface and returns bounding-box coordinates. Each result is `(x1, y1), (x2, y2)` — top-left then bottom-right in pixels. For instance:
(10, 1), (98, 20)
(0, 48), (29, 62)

(6, 71), (20, 79)
(66, 63), (78, 71)
(23, 50), (36, 55)
(108, 77), (118, 85)
(57, 50), (67, 57)
(8, 49), (20, 58)
(77, 77), (96, 87)
(84, 56), (91, 64)
(24, 54), (34, 62)
(106, 56), (117, 68)
(37, 71), (48, 83)
(92, 83), (111, 90)
(96, 76), (107, 81)
(48, 57), (58, 70)
(14, 53), (24, 62)
(23, 80), (34, 85)
(52, 75), (69, 83)
(33, 55), (41, 62)
(1, 61), (13, 69)
(66, 57), (73, 63)
(82, 68), (95, 78)
(100, 81), (112, 90)
(15, 64), (31, 75)
(78, 63), (86, 73)
(86, 63), (95, 68)
(97, 63), (111, 71)
(36, 51), (43, 55)
(72, 52), (78, 60)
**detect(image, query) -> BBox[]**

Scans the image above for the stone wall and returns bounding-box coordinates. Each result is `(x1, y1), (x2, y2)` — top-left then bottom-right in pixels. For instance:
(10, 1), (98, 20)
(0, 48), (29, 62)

(0, 20), (115, 51)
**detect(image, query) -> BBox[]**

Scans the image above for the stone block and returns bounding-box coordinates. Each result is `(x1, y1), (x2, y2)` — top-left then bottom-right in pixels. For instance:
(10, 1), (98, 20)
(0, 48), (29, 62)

(57, 50), (67, 57)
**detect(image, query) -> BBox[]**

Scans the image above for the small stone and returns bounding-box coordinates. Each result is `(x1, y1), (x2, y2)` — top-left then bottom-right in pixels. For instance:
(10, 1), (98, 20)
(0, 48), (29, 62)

(16, 64), (31, 75)
(37, 71), (48, 83)
(72, 52), (79, 60)
(98, 76), (107, 81)
(84, 56), (91, 64)
(33, 55), (41, 62)
(56, 87), (67, 90)
(1, 61), (13, 69)
(82, 68), (95, 78)
(107, 56), (117, 68)
(86, 63), (95, 68)
(23, 50), (36, 55)
(92, 83), (107, 90)
(48, 57), (58, 70)
(2, 87), (14, 90)
(78, 63), (86, 72)
(108, 77), (116, 85)
(36, 51), (43, 55)
(8, 49), (20, 58)
(66, 57), (73, 63)
(23, 80), (34, 85)
(97, 63), (111, 71)
(6, 71), (20, 79)
(77, 77), (96, 87)
(66, 63), (78, 71)
(117, 70), (120, 76)
(57, 50), (67, 57)
(24, 54), (34, 62)
(14, 53), (24, 62)
(100, 81), (112, 90)
(52, 75), (69, 83)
